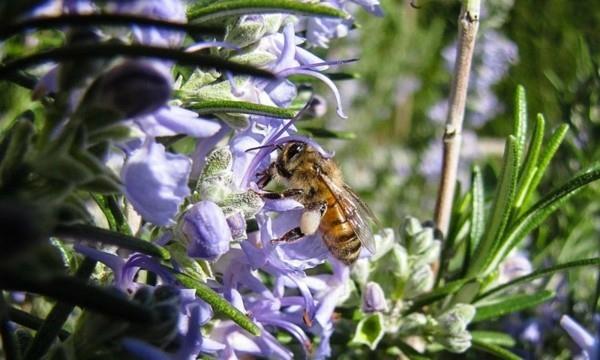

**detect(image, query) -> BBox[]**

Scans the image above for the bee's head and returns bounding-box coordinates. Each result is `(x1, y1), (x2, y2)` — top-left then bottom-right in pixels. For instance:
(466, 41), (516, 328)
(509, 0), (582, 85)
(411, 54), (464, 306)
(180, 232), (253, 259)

(275, 141), (314, 178)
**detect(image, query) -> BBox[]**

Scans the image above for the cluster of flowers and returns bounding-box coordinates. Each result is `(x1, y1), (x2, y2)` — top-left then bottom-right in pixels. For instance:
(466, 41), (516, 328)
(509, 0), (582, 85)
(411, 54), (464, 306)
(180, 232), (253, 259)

(351, 217), (476, 352)
(28, 0), (403, 358)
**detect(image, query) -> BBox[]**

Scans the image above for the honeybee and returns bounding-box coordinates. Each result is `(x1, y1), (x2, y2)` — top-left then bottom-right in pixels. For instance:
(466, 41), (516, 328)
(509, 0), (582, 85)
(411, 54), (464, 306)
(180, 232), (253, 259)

(257, 141), (378, 265)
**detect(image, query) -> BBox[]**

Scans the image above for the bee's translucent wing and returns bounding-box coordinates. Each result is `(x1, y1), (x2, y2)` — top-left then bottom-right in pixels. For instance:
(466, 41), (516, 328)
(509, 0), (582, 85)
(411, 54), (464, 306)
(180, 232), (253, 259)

(319, 173), (378, 254)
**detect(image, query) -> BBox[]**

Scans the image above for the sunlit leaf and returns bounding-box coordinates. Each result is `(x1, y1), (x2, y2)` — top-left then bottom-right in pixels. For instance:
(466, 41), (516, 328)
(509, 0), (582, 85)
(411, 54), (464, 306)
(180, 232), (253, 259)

(473, 290), (554, 322)
(188, 0), (349, 22)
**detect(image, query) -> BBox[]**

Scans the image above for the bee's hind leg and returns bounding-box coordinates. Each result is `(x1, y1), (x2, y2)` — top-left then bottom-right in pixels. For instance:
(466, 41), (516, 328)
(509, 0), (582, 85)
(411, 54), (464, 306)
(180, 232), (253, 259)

(271, 202), (327, 244)
(272, 227), (305, 244)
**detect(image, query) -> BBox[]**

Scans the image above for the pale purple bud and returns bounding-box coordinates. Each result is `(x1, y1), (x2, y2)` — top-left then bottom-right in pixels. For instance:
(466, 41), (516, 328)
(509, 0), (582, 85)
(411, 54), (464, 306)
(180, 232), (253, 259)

(561, 315), (599, 360)
(122, 140), (191, 226)
(362, 282), (388, 313)
(180, 201), (232, 260)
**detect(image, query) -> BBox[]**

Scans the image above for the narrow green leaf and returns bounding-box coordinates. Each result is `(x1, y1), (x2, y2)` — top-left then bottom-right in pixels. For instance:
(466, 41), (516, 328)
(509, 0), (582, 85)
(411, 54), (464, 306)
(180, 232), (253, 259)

(350, 313), (385, 350)
(176, 274), (261, 336)
(0, 119), (33, 188)
(24, 258), (97, 360)
(471, 331), (516, 348)
(513, 85), (527, 172)
(468, 166), (484, 262)
(188, 0), (349, 22)
(0, 14), (224, 41)
(189, 100), (297, 118)
(468, 137), (519, 277)
(473, 290), (554, 322)
(514, 114), (545, 209)
(7, 307), (70, 340)
(487, 165), (600, 271)
(298, 126), (356, 140)
(521, 123), (569, 209)
(472, 338), (523, 360)
(0, 270), (156, 324)
(404, 279), (469, 313)
(477, 257), (600, 301)
(0, 44), (276, 81)
(54, 224), (169, 260)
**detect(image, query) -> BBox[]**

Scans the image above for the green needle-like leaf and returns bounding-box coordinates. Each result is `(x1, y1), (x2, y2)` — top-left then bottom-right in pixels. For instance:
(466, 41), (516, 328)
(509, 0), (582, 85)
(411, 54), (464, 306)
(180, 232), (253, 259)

(188, 0), (349, 22)
(189, 100), (297, 118)
(468, 136), (519, 277)
(0, 13), (224, 40)
(487, 165), (600, 271)
(471, 331), (516, 348)
(473, 290), (555, 322)
(472, 338), (523, 360)
(54, 224), (170, 260)
(0, 270), (156, 324)
(24, 258), (96, 360)
(0, 43), (275, 81)
(477, 257), (600, 301)
(521, 123), (569, 208)
(467, 166), (484, 266)
(176, 274), (261, 336)
(513, 114), (545, 209)
(513, 85), (528, 172)
(7, 307), (70, 340)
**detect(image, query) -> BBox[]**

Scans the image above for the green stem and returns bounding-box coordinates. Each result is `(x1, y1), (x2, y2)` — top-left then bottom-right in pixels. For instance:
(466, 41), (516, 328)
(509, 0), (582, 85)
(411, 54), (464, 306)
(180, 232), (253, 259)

(24, 257), (96, 360)
(176, 274), (261, 336)
(54, 224), (169, 260)
(7, 307), (70, 340)
(0, 43), (275, 80)
(0, 13), (224, 40)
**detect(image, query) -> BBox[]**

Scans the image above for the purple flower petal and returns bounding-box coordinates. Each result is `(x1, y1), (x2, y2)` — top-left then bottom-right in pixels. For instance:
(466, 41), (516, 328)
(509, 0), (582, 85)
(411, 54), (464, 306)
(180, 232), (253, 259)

(135, 106), (222, 138)
(122, 140), (191, 226)
(181, 201), (232, 260)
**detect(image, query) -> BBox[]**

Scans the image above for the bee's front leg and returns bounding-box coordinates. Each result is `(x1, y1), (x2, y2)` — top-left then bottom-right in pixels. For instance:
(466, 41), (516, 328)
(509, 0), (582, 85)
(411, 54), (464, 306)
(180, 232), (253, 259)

(260, 188), (304, 199)
(272, 202), (327, 244)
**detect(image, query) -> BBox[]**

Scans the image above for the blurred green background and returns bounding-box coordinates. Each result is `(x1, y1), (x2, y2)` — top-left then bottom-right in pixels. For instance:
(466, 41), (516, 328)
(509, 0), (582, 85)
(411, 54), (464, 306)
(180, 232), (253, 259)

(313, 0), (600, 358)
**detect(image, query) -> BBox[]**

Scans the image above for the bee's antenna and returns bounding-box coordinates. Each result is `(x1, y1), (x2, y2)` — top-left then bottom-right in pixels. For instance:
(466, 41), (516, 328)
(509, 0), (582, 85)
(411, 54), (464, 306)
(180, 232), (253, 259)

(245, 143), (283, 152)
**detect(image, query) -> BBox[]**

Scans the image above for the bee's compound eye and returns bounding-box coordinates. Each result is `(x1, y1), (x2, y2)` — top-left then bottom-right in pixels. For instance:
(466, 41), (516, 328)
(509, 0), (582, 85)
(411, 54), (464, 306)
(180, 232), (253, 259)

(287, 143), (304, 160)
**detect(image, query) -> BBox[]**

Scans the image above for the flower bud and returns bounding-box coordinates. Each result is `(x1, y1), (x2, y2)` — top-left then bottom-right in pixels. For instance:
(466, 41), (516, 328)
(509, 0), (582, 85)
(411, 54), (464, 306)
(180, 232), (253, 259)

(404, 216), (423, 238)
(179, 201), (232, 260)
(227, 212), (247, 241)
(436, 304), (476, 335)
(197, 147), (233, 202)
(220, 191), (264, 218)
(396, 313), (428, 334)
(437, 330), (472, 353)
(413, 239), (441, 267)
(362, 282), (388, 313)
(404, 264), (434, 298)
(226, 15), (283, 47)
(408, 227), (434, 255)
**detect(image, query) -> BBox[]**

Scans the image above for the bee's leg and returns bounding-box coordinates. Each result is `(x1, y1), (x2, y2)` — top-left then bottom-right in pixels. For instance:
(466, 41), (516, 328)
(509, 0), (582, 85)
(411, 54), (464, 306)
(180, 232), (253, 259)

(256, 163), (276, 188)
(260, 188), (303, 199)
(272, 202), (327, 244)
(272, 227), (304, 243)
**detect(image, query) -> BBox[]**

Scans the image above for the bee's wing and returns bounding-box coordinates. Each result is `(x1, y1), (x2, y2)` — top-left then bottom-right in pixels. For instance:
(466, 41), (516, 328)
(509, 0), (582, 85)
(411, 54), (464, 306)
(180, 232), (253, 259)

(319, 173), (378, 254)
